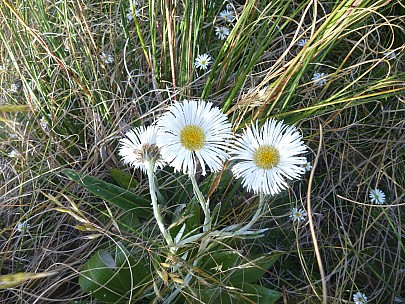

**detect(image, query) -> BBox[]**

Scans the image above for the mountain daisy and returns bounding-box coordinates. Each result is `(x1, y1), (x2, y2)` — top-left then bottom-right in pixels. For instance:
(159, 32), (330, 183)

(119, 126), (165, 172)
(302, 161), (312, 172)
(369, 188), (386, 204)
(215, 26), (230, 40)
(16, 221), (30, 233)
(156, 100), (232, 176)
(100, 52), (114, 64)
(297, 38), (308, 47)
(312, 72), (327, 87)
(194, 53), (212, 71)
(219, 9), (234, 22)
(8, 84), (19, 93)
(383, 50), (396, 60)
(229, 119), (307, 195)
(290, 207), (307, 222)
(353, 291), (368, 304)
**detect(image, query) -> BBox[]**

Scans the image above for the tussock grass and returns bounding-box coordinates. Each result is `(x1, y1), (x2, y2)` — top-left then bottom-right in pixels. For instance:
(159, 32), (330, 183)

(1, 0), (404, 303)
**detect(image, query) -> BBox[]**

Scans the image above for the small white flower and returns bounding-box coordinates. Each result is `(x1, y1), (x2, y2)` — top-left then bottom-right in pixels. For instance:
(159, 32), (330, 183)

(156, 100), (232, 176)
(215, 26), (230, 40)
(229, 119), (307, 195)
(16, 221), (30, 233)
(8, 84), (19, 93)
(383, 51), (396, 60)
(369, 188), (386, 205)
(126, 12), (134, 21)
(7, 150), (18, 158)
(9, 133), (17, 139)
(353, 291), (368, 304)
(119, 126), (165, 172)
(290, 207), (307, 222)
(101, 52), (114, 64)
(219, 9), (234, 22)
(194, 53), (212, 71)
(302, 161), (312, 172)
(126, 9), (140, 21)
(311, 72), (327, 87)
(297, 38), (308, 47)
(40, 116), (49, 130)
(0, 65), (6, 72)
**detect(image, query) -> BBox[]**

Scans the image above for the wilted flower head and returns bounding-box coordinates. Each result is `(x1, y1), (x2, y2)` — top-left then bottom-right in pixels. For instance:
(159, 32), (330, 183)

(119, 126), (165, 172)
(230, 119), (307, 195)
(156, 100), (232, 176)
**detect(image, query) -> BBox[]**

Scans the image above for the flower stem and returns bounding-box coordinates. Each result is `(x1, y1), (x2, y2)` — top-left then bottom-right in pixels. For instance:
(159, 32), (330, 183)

(146, 162), (173, 248)
(190, 174), (211, 232)
(234, 192), (265, 235)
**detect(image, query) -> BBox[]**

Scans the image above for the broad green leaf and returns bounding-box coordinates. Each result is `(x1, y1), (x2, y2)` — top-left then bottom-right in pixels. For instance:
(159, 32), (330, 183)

(191, 284), (281, 304)
(109, 169), (139, 190)
(63, 169), (151, 218)
(79, 247), (152, 303)
(228, 254), (280, 284)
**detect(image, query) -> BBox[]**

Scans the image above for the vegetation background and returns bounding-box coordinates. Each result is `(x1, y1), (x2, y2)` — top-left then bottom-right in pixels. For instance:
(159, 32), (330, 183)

(0, 0), (404, 303)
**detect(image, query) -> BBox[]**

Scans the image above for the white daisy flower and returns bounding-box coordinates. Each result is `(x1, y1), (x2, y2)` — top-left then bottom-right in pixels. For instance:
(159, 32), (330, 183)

(194, 53), (212, 71)
(219, 9), (234, 22)
(290, 207), (307, 222)
(16, 221), (30, 233)
(369, 188), (386, 205)
(297, 38), (308, 47)
(119, 126), (165, 172)
(311, 72), (327, 87)
(353, 291), (368, 304)
(229, 119), (307, 195)
(126, 12), (134, 21)
(8, 84), (19, 93)
(156, 100), (232, 176)
(215, 26), (230, 40)
(383, 51), (396, 60)
(100, 52), (114, 64)
(7, 150), (18, 158)
(0, 65), (6, 71)
(302, 161), (312, 172)
(40, 116), (49, 130)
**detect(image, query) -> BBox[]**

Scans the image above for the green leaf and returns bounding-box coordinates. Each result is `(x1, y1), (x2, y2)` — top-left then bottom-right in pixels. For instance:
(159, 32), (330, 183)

(108, 169), (139, 190)
(228, 254), (280, 284)
(79, 247), (152, 303)
(191, 284), (281, 304)
(79, 250), (129, 303)
(63, 169), (151, 218)
(232, 283), (282, 304)
(202, 251), (280, 285)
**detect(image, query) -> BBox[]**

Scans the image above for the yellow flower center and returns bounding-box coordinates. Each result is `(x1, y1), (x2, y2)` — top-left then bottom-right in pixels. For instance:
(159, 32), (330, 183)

(180, 125), (206, 151)
(253, 145), (280, 169)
